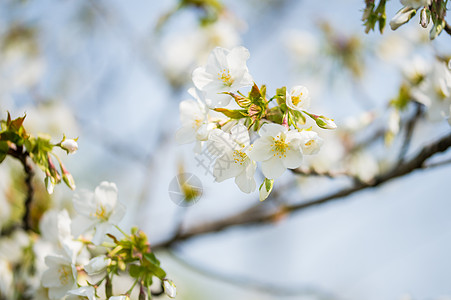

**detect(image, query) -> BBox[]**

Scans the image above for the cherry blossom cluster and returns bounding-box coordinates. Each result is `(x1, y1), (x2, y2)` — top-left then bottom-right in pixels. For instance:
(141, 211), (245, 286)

(177, 46), (336, 200)
(363, 0), (448, 40)
(0, 113), (78, 193)
(0, 114), (176, 299)
(1, 182), (176, 300)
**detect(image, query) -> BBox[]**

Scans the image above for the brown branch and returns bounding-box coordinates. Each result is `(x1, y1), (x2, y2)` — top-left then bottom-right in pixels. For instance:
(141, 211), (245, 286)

(6, 146), (34, 232)
(154, 132), (451, 250)
(291, 167), (353, 179)
(445, 21), (451, 36)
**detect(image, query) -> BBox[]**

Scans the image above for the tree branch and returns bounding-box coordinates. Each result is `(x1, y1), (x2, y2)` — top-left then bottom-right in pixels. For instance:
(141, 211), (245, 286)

(6, 146), (35, 232)
(154, 132), (451, 250)
(445, 21), (451, 36)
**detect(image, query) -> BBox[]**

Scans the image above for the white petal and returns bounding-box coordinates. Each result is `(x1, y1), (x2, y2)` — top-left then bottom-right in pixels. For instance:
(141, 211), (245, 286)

(179, 99), (204, 123)
(209, 129), (237, 155)
(175, 125), (197, 144)
(108, 202), (126, 225)
(48, 284), (76, 300)
(230, 124), (250, 146)
(73, 191), (96, 217)
(84, 255), (110, 276)
(258, 123), (286, 137)
(206, 47), (229, 74)
(234, 166), (256, 193)
(227, 46), (250, 72)
(41, 268), (61, 288)
(282, 147), (303, 169)
(68, 286), (96, 300)
(95, 182), (118, 211)
(71, 215), (98, 239)
(213, 152), (244, 182)
(192, 67), (214, 91)
(204, 91), (232, 108)
(92, 222), (112, 245)
(248, 137), (273, 161)
(261, 157), (286, 179)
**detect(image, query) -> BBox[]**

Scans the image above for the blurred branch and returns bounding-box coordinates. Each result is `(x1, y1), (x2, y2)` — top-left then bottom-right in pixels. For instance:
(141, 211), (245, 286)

(165, 248), (336, 297)
(7, 146), (35, 232)
(397, 102), (423, 164)
(291, 167), (352, 179)
(154, 132), (451, 249)
(423, 157), (451, 169)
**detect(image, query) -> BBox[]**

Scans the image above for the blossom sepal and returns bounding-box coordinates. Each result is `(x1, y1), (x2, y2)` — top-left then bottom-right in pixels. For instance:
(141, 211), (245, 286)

(259, 178), (274, 202)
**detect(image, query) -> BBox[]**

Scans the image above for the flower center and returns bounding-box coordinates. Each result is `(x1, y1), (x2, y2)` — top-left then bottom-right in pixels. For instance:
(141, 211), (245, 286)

(304, 140), (314, 147)
(93, 205), (110, 221)
(58, 266), (72, 285)
(218, 69), (234, 87)
(233, 150), (247, 165)
(291, 92), (303, 106)
(272, 136), (288, 158)
(194, 118), (203, 127)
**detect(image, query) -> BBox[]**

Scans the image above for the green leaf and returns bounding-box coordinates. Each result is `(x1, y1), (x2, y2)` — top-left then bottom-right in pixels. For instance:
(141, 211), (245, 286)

(290, 110), (306, 125)
(275, 87), (286, 106)
(144, 253), (167, 280)
(248, 82), (260, 101)
(260, 84), (267, 100)
(129, 264), (144, 278)
(0, 141), (8, 163)
(214, 108), (248, 119)
(265, 107), (283, 124)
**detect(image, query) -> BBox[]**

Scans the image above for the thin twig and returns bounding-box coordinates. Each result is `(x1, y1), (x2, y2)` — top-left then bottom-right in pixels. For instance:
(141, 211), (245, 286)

(154, 132), (451, 250)
(397, 102), (423, 164)
(423, 157), (451, 169)
(164, 248), (337, 297)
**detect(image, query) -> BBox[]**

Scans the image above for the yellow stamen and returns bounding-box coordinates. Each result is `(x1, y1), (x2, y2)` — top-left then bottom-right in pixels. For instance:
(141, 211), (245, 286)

(59, 266), (71, 285)
(218, 68), (234, 87)
(233, 150), (247, 165)
(271, 136), (289, 158)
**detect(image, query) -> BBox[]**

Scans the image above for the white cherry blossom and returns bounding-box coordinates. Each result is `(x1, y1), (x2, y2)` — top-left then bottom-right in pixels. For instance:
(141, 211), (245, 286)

(176, 88), (225, 153)
(412, 60), (451, 122)
(192, 46), (253, 107)
(286, 85), (310, 111)
(209, 124), (257, 193)
(298, 130), (323, 155)
(72, 182), (125, 245)
(248, 123), (303, 179)
(41, 254), (77, 299)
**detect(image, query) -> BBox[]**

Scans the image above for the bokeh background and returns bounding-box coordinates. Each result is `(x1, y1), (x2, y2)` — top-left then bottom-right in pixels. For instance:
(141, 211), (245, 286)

(1, 0), (451, 299)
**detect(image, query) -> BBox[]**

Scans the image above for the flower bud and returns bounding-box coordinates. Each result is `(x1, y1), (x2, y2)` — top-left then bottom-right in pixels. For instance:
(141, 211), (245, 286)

(259, 178), (274, 202)
(84, 255), (110, 276)
(45, 175), (55, 194)
(61, 139), (78, 154)
(163, 279), (177, 298)
(63, 172), (76, 190)
(315, 116), (337, 129)
(390, 7), (416, 30)
(420, 8), (429, 28)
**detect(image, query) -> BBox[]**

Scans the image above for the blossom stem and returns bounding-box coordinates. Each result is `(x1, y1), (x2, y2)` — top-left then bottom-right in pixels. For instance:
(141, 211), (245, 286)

(114, 225), (130, 238)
